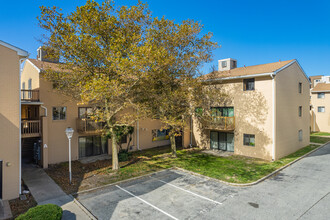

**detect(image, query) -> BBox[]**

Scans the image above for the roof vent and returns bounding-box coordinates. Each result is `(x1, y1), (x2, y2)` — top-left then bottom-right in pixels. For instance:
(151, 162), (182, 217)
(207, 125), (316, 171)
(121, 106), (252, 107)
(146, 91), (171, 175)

(218, 58), (237, 71)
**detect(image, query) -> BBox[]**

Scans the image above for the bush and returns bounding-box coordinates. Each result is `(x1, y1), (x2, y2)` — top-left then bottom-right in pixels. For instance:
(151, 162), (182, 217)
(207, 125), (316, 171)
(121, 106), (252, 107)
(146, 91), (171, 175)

(118, 149), (130, 162)
(16, 204), (62, 220)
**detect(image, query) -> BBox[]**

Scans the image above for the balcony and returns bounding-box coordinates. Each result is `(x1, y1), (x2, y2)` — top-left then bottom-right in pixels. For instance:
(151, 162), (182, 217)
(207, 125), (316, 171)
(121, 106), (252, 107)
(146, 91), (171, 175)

(21, 120), (41, 138)
(21, 90), (40, 102)
(76, 118), (105, 134)
(204, 116), (235, 131)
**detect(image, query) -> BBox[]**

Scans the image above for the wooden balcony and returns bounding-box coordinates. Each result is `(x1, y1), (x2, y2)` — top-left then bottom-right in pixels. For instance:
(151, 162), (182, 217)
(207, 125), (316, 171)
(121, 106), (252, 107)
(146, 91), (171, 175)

(204, 116), (235, 131)
(76, 118), (105, 134)
(21, 120), (41, 138)
(21, 90), (40, 102)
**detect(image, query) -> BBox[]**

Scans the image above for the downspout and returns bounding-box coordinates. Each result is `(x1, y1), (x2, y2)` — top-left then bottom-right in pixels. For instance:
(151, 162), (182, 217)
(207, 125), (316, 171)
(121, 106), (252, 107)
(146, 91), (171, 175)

(271, 74), (276, 161)
(136, 120), (140, 150)
(19, 58), (26, 195)
(41, 105), (47, 117)
(189, 116), (192, 148)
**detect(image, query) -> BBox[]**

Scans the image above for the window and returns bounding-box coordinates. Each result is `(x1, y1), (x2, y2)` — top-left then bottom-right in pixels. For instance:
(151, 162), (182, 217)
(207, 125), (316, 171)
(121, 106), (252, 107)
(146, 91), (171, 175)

(121, 135), (127, 144)
(22, 82), (25, 99)
(298, 82), (302, 93)
(299, 106), (302, 117)
(298, 130), (303, 142)
(152, 129), (170, 142)
(317, 93), (325, 99)
(78, 107), (93, 119)
(222, 61), (227, 68)
(28, 79), (32, 99)
(79, 136), (108, 158)
(232, 60), (237, 68)
(243, 78), (255, 91)
(318, 106), (325, 113)
(52, 107), (67, 120)
(243, 134), (255, 146)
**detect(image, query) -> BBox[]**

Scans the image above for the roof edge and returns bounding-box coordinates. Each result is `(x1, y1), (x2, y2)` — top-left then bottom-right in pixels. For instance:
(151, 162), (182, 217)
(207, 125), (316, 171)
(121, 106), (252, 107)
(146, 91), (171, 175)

(26, 59), (41, 72)
(202, 72), (274, 82)
(0, 40), (29, 57)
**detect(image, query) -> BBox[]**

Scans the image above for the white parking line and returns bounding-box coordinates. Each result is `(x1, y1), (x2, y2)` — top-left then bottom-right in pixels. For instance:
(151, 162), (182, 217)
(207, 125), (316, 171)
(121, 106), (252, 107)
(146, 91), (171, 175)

(115, 185), (179, 220)
(150, 177), (222, 205)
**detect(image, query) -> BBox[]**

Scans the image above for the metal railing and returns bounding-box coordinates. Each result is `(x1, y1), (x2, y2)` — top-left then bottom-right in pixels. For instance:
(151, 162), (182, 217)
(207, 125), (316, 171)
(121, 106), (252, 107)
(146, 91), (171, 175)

(21, 90), (40, 102)
(207, 116), (235, 130)
(76, 118), (105, 133)
(21, 120), (41, 137)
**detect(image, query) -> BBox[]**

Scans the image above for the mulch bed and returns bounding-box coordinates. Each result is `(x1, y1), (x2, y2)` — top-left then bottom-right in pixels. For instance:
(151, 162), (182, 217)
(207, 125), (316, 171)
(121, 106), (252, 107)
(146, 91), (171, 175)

(9, 193), (37, 219)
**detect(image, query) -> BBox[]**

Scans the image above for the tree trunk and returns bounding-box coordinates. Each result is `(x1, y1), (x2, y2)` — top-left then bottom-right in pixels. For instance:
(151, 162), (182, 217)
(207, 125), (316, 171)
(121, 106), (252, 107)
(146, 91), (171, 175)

(111, 128), (119, 170)
(170, 134), (177, 157)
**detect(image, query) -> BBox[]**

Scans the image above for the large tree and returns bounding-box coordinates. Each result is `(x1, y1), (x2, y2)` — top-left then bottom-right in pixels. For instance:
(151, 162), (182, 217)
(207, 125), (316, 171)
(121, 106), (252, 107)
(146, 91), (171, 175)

(38, 0), (217, 168)
(138, 18), (218, 156)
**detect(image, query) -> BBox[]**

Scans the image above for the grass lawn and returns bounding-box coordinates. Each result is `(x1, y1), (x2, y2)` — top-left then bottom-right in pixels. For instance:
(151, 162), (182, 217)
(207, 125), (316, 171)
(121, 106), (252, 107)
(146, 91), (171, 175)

(310, 135), (330, 144)
(47, 144), (320, 195)
(311, 132), (330, 137)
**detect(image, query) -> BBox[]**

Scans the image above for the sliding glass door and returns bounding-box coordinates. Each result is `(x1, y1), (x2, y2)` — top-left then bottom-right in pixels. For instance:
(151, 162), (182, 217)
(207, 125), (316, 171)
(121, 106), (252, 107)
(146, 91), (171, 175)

(79, 136), (108, 158)
(210, 131), (234, 152)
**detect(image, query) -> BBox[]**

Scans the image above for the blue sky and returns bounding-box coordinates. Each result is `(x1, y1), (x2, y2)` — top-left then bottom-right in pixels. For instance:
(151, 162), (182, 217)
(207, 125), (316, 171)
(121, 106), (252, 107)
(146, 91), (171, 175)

(1, 0), (329, 76)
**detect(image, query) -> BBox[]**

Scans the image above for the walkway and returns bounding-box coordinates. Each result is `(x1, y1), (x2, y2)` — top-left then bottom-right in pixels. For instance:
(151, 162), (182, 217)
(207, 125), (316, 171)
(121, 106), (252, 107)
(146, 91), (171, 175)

(22, 164), (95, 220)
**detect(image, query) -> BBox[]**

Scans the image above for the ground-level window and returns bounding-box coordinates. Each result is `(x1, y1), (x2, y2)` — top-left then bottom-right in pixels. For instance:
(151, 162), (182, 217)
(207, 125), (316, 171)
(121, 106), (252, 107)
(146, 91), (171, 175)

(298, 130), (303, 142)
(243, 134), (255, 146)
(210, 131), (234, 152)
(317, 93), (325, 99)
(318, 106), (325, 113)
(299, 106), (302, 117)
(52, 107), (66, 120)
(152, 129), (169, 142)
(79, 136), (108, 158)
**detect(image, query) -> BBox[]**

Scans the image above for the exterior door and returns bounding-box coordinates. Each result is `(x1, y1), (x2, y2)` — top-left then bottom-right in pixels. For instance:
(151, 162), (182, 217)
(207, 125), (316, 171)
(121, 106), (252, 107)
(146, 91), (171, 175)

(219, 132), (227, 151)
(0, 160), (2, 199)
(210, 131), (219, 149)
(226, 133), (235, 152)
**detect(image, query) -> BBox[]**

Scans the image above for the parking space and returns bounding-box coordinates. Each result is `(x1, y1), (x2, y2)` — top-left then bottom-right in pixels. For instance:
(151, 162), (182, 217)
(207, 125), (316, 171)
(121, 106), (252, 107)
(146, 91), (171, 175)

(76, 143), (330, 220)
(76, 169), (239, 220)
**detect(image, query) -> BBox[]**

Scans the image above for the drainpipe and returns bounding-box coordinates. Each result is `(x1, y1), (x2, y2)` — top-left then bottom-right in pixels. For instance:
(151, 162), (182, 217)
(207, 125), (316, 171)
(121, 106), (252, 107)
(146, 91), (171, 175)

(41, 105), (47, 117)
(190, 116), (193, 148)
(271, 74), (276, 161)
(136, 120), (140, 150)
(19, 58), (27, 195)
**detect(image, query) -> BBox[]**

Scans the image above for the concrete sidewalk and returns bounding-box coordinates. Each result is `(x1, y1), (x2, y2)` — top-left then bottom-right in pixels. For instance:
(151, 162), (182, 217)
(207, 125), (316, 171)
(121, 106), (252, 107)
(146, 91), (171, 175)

(22, 164), (95, 220)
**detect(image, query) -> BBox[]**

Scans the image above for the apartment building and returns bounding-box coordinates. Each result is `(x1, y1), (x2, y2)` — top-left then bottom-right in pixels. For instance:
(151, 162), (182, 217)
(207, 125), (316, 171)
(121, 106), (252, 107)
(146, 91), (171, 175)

(0, 40), (28, 200)
(310, 75), (330, 132)
(21, 47), (171, 169)
(191, 58), (310, 161)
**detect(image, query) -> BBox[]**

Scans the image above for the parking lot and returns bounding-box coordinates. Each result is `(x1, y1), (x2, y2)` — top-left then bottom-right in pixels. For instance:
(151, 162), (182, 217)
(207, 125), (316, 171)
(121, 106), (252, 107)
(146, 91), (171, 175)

(76, 143), (330, 220)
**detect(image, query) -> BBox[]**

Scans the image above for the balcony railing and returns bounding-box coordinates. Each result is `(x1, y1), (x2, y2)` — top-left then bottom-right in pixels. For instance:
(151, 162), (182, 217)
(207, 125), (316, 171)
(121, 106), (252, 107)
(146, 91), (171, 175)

(21, 90), (40, 102)
(205, 116), (235, 131)
(21, 120), (41, 138)
(76, 118), (105, 134)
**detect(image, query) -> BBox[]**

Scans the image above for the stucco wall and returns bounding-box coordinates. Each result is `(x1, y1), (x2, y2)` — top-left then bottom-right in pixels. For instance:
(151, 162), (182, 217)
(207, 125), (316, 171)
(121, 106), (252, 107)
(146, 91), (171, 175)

(193, 76), (274, 160)
(275, 62), (310, 159)
(0, 45), (20, 200)
(310, 92), (330, 132)
(21, 60), (40, 90)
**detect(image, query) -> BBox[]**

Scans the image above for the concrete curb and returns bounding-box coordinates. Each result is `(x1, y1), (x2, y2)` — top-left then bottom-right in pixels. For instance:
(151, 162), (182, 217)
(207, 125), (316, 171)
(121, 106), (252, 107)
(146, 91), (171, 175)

(73, 169), (170, 196)
(174, 142), (330, 187)
(68, 195), (97, 220)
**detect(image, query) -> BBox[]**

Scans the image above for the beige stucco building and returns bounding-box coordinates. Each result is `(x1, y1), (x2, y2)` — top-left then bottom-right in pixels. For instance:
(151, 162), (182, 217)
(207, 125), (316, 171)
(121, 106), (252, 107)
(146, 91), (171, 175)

(0, 40), (28, 200)
(310, 75), (330, 132)
(20, 48), (172, 169)
(188, 59), (310, 161)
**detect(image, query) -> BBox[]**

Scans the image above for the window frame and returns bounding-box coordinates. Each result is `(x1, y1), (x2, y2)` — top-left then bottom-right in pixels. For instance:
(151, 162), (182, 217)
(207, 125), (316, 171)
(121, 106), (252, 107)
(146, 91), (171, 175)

(298, 130), (303, 142)
(243, 78), (255, 91)
(298, 82), (302, 93)
(318, 106), (325, 113)
(52, 106), (67, 121)
(299, 106), (302, 117)
(317, 92), (325, 99)
(222, 61), (227, 68)
(243, 134), (255, 147)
